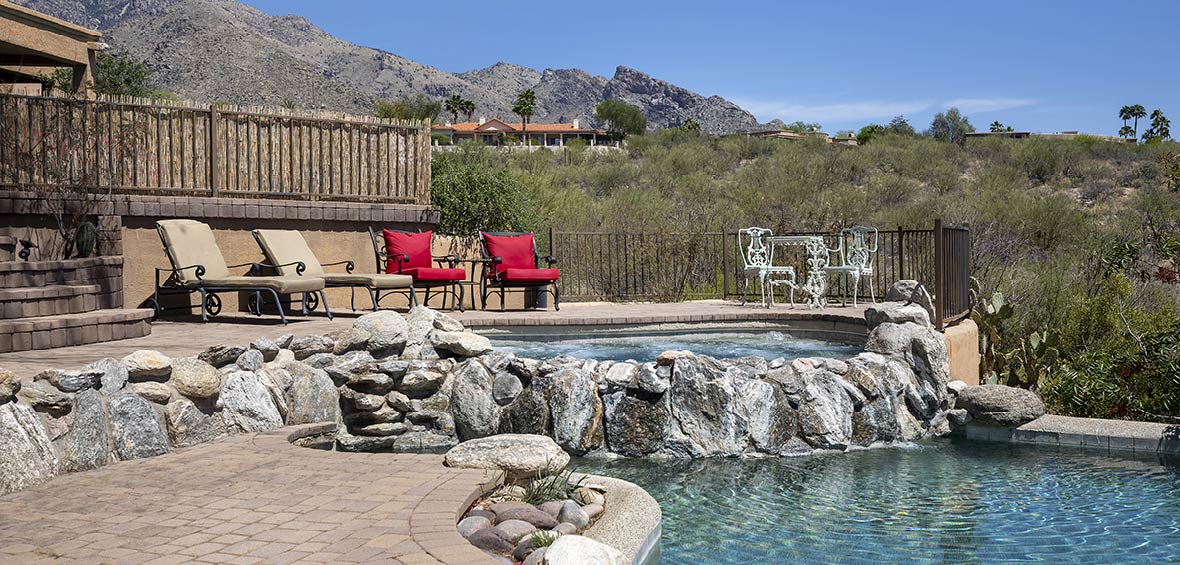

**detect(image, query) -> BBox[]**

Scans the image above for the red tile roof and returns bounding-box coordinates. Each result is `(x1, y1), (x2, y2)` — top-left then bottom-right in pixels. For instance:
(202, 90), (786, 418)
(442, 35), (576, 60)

(432, 119), (604, 134)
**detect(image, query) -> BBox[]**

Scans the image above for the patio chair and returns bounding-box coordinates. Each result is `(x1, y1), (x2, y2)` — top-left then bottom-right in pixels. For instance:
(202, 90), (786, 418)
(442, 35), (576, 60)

(739, 227), (796, 308)
(478, 231), (560, 312)
(152, 219), (331, 324)
(252, 229), (413, 312)
(823, 225), (879, 306)
(371, 228), (467, 311)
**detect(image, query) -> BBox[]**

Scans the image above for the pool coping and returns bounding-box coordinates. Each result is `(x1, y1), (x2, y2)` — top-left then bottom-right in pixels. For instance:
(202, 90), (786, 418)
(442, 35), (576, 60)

(577, 473), (663, 565)
(962, 414), (1180, 455)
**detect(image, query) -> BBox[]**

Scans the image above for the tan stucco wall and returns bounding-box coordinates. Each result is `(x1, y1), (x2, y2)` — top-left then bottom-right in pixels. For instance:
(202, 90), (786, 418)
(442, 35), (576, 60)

(945, 319), (981, 385)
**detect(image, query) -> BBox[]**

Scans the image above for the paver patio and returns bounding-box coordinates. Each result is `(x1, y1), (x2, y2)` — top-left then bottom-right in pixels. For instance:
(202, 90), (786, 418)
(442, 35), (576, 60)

(0, 300), (866, 377)
(0, 425), (497, 565)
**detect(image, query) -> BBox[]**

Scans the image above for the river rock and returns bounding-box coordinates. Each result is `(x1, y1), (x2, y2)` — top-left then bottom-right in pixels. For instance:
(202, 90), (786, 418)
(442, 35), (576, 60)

(956, 384), (1045, 427)
(865, 301), (932, 329)
(495, 519), (538, 542)
(86, 358), (128, 395)
(19, 379), (73, 415)
(557, 500), (590, 529)
(354, 310), (409, 351)
(450, 360), (499, 440)
(127, 381), (174, 404)
(493, 373), (524, 406)
(432, 330), (493, 357)
(170, 357), (221, 399)
(165, 397), (228, 448)
(60, 389), (110, 472)
(798, 369), (854, 449)
(664, 355), (746, 457)
(34, 368), (104, 393)
(284, 363), (340, 425)
(0, 402), (58, 496)
(885, 280), (936, 323)
(603, 392), (668, 456)
(289, 335), (334, 360)
(458, 515), (492, 539)
(445, 434), (569, 481)
(544, 535), (625, 565)
(0, 369), (19, 403)
(220, 371), (282, 432)
(199, 344), (246, 367)
(236, 349), (265, 371)
(497, 506), (559, 529)
(467, 527), (514, 553)
(108, 392), (170, 460)
(582, 503), (603, 519)
(122, 350), (172, 380)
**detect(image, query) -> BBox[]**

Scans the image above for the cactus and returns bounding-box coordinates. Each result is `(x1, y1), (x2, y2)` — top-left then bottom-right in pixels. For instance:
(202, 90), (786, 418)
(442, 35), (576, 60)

(73, 220), (98, 258)
(971, 277), (1014, 384)
(1001, 329), (1060, 388)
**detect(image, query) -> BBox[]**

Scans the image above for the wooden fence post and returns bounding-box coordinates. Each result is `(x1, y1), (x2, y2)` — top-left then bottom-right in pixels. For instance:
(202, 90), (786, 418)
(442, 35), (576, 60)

(208, 104), (220, 196)
(933, 218), (945, 330)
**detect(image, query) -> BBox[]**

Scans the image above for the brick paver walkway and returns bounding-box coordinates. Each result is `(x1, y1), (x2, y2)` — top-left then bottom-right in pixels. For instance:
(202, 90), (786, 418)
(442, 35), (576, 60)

(0, 300), (866, 377)
(0, 426), (495, 564)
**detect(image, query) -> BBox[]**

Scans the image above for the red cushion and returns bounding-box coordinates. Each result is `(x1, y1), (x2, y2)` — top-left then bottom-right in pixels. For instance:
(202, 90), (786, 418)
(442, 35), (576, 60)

(382, 230), (433, 273)
(498, 268), (560, 283)
(403, 267), (467, 282)
(483, 233), (537, 274)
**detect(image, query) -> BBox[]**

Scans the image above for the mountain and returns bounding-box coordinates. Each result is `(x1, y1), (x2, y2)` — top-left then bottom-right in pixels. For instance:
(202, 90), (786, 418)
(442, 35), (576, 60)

(13, 0), (763, 134)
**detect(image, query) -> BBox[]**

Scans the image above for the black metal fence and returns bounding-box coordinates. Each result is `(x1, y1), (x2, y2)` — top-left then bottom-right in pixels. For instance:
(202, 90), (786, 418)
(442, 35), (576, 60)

(542, 221), (972, 328)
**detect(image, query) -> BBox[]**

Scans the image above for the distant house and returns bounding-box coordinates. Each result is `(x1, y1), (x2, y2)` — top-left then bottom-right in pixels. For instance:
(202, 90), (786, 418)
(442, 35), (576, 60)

(965, 131), (1133, 144)
(744, 128), (858, 145)
(0, 0), (104, 95)
(431, 118), (616, 147)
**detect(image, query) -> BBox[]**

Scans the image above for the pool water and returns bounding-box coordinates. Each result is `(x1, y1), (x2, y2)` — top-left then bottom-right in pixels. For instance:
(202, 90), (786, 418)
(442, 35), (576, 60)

(574, 438), (1180, 564)
(487, 330), (861, 362)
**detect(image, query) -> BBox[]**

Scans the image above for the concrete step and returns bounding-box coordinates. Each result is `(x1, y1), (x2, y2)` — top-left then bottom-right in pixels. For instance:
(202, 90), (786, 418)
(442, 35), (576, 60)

(0, 308), (153, 353)
(0, 284), (121, 320)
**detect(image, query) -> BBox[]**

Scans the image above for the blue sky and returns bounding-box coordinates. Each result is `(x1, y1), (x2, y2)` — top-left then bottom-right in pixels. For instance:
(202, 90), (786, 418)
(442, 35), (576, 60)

(243, 0), (1179, 135)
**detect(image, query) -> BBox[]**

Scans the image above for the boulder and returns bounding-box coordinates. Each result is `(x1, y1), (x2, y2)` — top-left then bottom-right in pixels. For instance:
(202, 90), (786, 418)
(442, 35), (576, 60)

(493, 373), (524, 405)
(390, 430), (457, 452)
(60, 389), (111, 472)
(603, 392), (668, 457)
(543, 535), (625, 565)
(257, 368), (292, 420)
(333, 350), (376, 375)
(122, 350), (172, 380)
(0, 368), (19, 403)
(0, 402), (58, 496)
(354, 310), (409, 351)
(445, 434), (570, 481)
(220, 371), (283, 432)
(467, 527), (514, 553)
(865, 301), (931, 329)
(634, 363), (670, 394)
(399, 367), (447, 398)
(798, 369), (854, 450)
(335, 432), (398, 452)
(340, 387), (386, 412)
(345, 372), (395, 394)
(602, 363), (637, 390)
(498, 381), (550, 436)
(288, 335), (335, 360)
(170, 357), (221, 399)
(885, 280), (936, 323)
(33, 368), (104, 393)
(165, 398), (229, 448)
(344, 404), (403, 426)
(199, 344), (246, 368)
(664, 355), (747, 457)
(432, 330), (493, 357)
(865, 322), (949, 415)
(127, 381), (174, 404)
(235, 349), (265, 371)
(284, 363), (340, 425)
(736, 376), (798, 455)
(402, 306), (439, 360)
(385, 390), (413, 412)
(18, 379), (73, 415)
(249, 337), (280, 361)
(108, 392), (170, 460)
(851, 394), (904, 446)
(450, 360), (500, 440)
(86, 358), (128, 395)
(956, 384), (1045, 427)
(548, 368), (604, 455)
(434, 311), (465, 332)
(323, 327), (369, 355)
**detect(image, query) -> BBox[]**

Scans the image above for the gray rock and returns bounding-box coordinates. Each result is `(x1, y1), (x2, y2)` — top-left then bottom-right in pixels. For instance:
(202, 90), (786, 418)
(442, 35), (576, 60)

(236, 349), (265, 371)
(551, 523), (578, 536)
(0, 369), (18, 403)
(865, 322), (949, 417)
(498, 506), (558, 529)
(34, 368), (104, 393)
(445, 434), (569, 481)
(865, 301), (932, 329)
(122, 350), (172, 381)
(108, 392), (170, 460)
(736, 376), (798, 455)
(390, 430), (458, 452)
(402, 306), (439, 360)
(400, 368), (446, 398)
(450, 360), (500, 440)
(434, 310), (465, 332)
(664, 355), (746, 457)
(220, 371), (283, 432)
(523, 546), (547, 565)
(274, 333), (294, 349)
(556, 500), (589, 529)
(635, 363), (670, 394)
(256, 368), (292, 420)
(289, 335), (335, 360)
(249, 337), (280, 361)
(284, 363), (341, 425)
(344, 404), (403, 426)
(86, 358), (128, 395)
(165, 398), (228, 448)
(956, 384), (1045, 427)
(335, 432), (398, 452)
(548, 368), (604, 455)
(301, 353), (336, 369)
(495, 519), (538, 542)
(60, 389), (111, 472)
(373, 360), (410, 378)
(492, 373), (524, 406)
(657, 350), (694, 365)
(323, 327), (370, 355)
(352, 421), (408, 436)
(947, 408), (972, 427)
(458, 515), (492, 539)
(603, 392), (668, 457)
(170, 357), (221, 399)
(354, 310), (409, 351)
(539, 501), (564, 518)
(851, 394), (904, 446)
(947, 380), (969, 395)
(431, 330), (493, 357)
(582, 503), (603, 519)
(602, 363), (637, 390)
(498, 381), (550, 436)
(385, 390), (413, 412)
(544, 535), (624, 565)
(268, 349), (296, 368)
(127, 381), (174, 404)
(198, 344), (246, 368)
(798, 369), (854, 450)
(340, 387), (386, 412)
(514, 534), (542, 562)
(467, 527), (514, 553)
(885, 280), (936, 323)
(0, 402), (58, 496)
(18, 379), (73, 415)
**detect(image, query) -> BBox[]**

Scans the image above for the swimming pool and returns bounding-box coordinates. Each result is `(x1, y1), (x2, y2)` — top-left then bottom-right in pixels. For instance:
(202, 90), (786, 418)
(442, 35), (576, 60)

(574, 438), (1180, 563)
(486, 329), (862, 362)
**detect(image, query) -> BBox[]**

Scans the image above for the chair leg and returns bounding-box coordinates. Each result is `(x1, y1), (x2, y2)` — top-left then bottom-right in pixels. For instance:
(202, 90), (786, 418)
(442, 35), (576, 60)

(409, 287), (419, 308)
(869, 274), (876, 303)
(480, 283), (488, 310)
(368, 288), (379, 311)
(350, 287), (356, 312)
(199, 289), (208, 322)
(499, 284), (506, 312)
(268, 288), (288, 325)
(319, 290), (333, 320)
(552, 283), (560, 311)
(457, 283), (465, 313)
(300, 292), (309, 316)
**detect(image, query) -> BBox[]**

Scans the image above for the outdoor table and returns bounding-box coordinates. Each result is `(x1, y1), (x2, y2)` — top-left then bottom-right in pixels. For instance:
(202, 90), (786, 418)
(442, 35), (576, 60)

(766, 235), (829, 309)
(452, 257), (491, 311)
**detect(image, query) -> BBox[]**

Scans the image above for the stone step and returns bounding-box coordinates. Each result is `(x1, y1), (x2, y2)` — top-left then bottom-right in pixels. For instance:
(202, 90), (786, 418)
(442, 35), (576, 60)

(0, 308), (153, 353)
(0, 284), (122, 320)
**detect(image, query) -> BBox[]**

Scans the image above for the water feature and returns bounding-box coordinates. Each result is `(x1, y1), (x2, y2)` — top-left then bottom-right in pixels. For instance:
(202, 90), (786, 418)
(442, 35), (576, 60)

(574, 438), (1180, 563)
(487, 330), (862, 362)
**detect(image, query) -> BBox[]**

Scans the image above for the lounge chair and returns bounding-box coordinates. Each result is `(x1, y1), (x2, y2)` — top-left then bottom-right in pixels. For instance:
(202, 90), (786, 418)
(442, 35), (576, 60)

(152, 219), (331, 324)
(478, 231), (560, 311)
(370, 228), (467, 311)
(252, 229), (413, 312)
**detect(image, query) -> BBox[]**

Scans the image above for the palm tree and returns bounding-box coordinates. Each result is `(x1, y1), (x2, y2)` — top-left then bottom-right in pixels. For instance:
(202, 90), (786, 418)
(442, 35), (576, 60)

(1146, 109), (1171, 141)
(989, 120), (1006, 133)
(1119, 125), (1135, 139)
(1119, 105), (1133, 134)
(1130, 104), (1147, 138)
(443, 94), (466, 123)
(512, 89), (537, 146)
(460, 99), (476, 122)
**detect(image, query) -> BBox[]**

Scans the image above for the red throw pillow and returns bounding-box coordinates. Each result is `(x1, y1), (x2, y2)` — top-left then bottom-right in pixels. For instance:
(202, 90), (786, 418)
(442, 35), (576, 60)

(381, 229), (433, 273)
(483, 233), (536, 273)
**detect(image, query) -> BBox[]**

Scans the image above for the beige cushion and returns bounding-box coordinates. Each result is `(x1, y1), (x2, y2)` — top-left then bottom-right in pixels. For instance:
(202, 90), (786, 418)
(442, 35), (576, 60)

(322, 273), (412, 289)
(252, 229), (324, 276)
(201, 275), (325, 294)
(157, 219), (230, 283)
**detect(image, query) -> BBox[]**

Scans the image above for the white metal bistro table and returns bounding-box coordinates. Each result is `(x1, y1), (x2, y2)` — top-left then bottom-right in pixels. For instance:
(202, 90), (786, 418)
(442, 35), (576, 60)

(766, 235), (829, 308)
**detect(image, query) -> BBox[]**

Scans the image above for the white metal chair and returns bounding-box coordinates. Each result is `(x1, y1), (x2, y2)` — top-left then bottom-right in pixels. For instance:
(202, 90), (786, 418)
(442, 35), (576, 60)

(739, 227), (796, 308)
(823, 226), (878, 306)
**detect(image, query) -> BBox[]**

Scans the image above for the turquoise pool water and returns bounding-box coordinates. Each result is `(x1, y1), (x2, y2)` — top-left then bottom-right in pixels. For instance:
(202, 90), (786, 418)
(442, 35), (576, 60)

(574, 438), (1180, 564)
(487, 330), (861, 362)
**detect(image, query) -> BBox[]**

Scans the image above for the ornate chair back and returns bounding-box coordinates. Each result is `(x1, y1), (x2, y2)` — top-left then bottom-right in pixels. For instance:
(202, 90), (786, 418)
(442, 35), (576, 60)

(837, 226), (879, 272)
(739, 227), (773, 271)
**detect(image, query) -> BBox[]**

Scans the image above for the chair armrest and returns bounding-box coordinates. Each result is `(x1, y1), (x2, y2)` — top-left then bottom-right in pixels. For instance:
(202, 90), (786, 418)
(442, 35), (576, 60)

(228, 261), (306, 276)
(543, 255), (557, 266)
(157, 264), (206, 280)
(433, 254), (457, 267)
(391, 254), (411, 274)
(321, 259), (356, 273)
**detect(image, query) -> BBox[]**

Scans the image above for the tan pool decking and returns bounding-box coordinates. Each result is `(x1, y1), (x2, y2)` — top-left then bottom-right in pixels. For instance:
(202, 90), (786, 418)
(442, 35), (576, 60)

(0, 300), (868, 377)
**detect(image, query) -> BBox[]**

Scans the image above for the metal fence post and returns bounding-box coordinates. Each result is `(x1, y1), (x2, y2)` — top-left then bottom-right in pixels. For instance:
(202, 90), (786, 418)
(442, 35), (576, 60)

(933, 219), (945, 330)
(721, 229), (729, 299)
